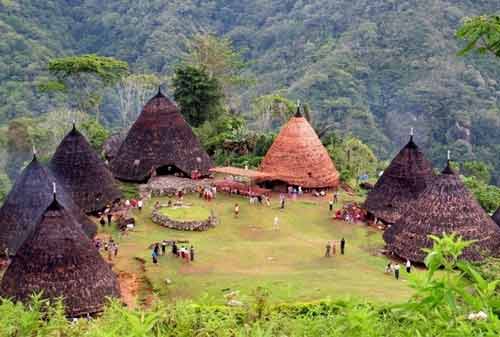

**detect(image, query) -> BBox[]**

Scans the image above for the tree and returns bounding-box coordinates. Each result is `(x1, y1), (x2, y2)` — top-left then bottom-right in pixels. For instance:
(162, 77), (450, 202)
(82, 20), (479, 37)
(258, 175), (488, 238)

(40, 54), (129, 120)
(173, 65), (223, 127)
(462, 160), (492, 185)
(186, 33), (249, 110)
(457, 15), (500, 57)
(115, 74), (161, 128)
(251, 93), (296, 130)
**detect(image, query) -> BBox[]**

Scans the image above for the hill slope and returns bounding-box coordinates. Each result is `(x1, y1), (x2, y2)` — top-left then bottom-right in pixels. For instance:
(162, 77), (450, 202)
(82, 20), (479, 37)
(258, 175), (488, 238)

(1, 0), (500, 180)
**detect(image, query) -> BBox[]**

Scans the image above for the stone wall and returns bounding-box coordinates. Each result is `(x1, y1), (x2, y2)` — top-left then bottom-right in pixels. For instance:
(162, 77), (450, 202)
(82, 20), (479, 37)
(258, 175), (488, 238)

(141, 176), (213, 198)
(151, 209), (216, 231)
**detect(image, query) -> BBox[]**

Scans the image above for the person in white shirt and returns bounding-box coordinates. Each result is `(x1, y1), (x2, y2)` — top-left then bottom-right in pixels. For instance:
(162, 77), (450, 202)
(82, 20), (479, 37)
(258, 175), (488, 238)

(406, 260), (411, 273)
(137, 199), (143, 211)
(394, 263), (400, 280)
(273, 216), (280, 231)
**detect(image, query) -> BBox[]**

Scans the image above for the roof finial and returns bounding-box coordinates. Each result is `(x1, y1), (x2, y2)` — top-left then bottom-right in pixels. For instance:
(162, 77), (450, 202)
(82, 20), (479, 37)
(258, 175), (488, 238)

(158, 85), (162, 95)
(72, 119), (76, 130)
(33, 145), (37, 159)
(52, 182), (57, 200)
(295, 100), (302, 117)
(410, 127), (414, 136)
(447, 150), (451, 161)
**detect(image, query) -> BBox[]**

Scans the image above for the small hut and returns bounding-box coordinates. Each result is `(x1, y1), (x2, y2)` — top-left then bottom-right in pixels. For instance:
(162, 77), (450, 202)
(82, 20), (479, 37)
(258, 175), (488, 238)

(0, 155), (97, 254)
(364, 134), (434, 224)
(383, 161), (500, 263)
(0, 195), (119, 317)
(492, 207), (500, 227)
(50, 125), (122, 213)
(259, 107), (340, 190)
(110, 90), (213, 182)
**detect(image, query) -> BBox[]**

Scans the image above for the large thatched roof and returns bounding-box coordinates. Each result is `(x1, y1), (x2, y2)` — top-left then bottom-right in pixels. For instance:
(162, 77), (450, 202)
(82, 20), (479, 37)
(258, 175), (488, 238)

(383, 161), (500, 263)
(109, 91), (213, 182)
(259, 109), (340, 188)
(50, 125), (122, 213)
(364, 136), (434, 224)
(0, 156), (97, 254)
(0, 197), (119, 317)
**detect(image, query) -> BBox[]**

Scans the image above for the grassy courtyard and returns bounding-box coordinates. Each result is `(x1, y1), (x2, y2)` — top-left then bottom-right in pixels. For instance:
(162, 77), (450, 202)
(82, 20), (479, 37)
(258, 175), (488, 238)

(106, 192), (417, 306)
(158, 204), (212, 221)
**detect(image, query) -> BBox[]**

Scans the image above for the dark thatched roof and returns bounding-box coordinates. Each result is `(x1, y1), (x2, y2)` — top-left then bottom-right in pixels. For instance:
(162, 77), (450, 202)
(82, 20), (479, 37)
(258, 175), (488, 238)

(0, 156), (97, 254)
(364, 136), (434, 224)
(259, 112), (340, 188)
(0, 197), (119, 317)
(383, 161), (500, 263)
(492, 207), (500, 227)
(50, 126), (122, 213)
(109, 91), (213, 182)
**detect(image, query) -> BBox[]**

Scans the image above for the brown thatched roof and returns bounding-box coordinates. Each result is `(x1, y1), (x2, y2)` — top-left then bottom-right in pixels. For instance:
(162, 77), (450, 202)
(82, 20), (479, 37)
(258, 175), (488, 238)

(50, 125), (122, 213)
(109, 91), (213, 182)
(0, 156), (97, 254)
(0, 197), (119, 317)
(259, 109), (340, 188)
(364, 136), (434, 224)
(383, 161), (500, 263)
(492, 207), (500, 227)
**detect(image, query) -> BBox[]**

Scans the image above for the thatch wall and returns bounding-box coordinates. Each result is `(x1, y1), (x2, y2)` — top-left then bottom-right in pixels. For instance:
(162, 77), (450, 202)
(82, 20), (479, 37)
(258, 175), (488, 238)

(0, 156), (96, 254)
(0, 198), (119, 317)
(50, 126), (122, 213)
(259, 113), (339, 189)
(384, 162), (500, 263)
(364, 137), (434, 224)
(110, 91), (213, 182)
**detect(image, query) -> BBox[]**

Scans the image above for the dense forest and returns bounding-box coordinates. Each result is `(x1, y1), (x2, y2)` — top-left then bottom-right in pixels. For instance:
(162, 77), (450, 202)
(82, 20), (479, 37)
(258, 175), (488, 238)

(2, 0), (500, 187)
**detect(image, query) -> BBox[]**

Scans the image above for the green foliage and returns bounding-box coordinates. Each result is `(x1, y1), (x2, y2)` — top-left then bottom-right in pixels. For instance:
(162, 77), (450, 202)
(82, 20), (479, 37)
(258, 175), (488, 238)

(43, 54), (128, 116)
(119, 182), (140, 200)
(0, 172), (11, 203)
(462, 160), (492, 184)
(80, 118), (109, 151)
(173, 65), (224, 127)
(457, 15), (500, 57)
(327, 134), (378, 184)
(462, 175), (500, 213)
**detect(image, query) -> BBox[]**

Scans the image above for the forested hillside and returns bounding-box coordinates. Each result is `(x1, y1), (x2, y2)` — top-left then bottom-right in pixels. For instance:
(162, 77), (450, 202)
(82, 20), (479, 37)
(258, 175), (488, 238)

(2, 0), (500, 181)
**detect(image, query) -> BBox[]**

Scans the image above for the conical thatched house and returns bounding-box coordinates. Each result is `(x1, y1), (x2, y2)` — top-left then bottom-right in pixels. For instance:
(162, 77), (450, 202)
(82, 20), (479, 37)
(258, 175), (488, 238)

(259, 107), (340, 189)
(0, 196), (120, 317)
(383, 161), (500, 262)
(110, 90), (213, 182)
(0, 156), (97, 254)
(50, 125), (122, 213)
(492, 207), (500, 227)
(364, 135), (434, 224)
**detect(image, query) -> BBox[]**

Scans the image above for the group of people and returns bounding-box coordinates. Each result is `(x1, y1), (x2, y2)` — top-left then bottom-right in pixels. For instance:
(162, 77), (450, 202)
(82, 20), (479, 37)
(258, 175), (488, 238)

(385, 260), (412, 280)
(198, 185), (217, 201)
(94, 238), (119, 261)
(334, 203), (366, 223)
(151, 241), (195, 264)
(325, 238), (346, 257)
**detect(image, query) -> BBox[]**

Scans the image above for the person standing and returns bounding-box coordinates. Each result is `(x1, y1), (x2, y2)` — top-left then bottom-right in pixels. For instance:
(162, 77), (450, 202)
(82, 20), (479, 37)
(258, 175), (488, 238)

(394, 263), (400, 280)
(325, 241), (331, 257)
(331, 241), (336, 256)
(333, 191), (338, 203)
(154, 243), (160, 257)
(161, 241), (167, 255)
(406, 260), (411, 273)
(190, 245), (195, 261)
(234, 203), (240, 218)
(152, 249), (158, 265)
(138, 199), (143, 211)
(172, 241), (178, 256)
(273, 216), (280, 231)
(114, 243), (119, 257)
(329, 199), (334, 212)
(340, 238), (346, 255)
(280, 197), (285, 210)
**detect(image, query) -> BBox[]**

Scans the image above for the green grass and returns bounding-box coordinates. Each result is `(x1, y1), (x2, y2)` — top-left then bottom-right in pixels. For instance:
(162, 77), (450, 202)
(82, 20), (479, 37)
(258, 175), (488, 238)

(107, 192), (417, 306)
(159, 205), (211, 221)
